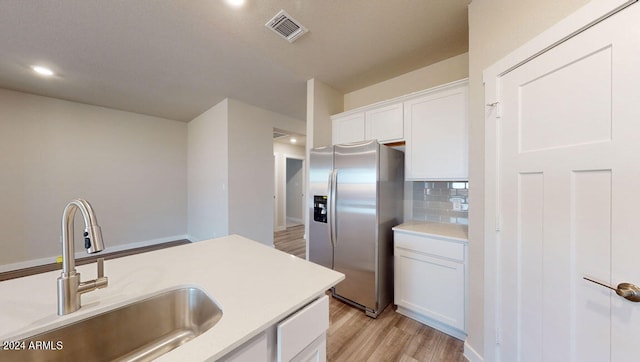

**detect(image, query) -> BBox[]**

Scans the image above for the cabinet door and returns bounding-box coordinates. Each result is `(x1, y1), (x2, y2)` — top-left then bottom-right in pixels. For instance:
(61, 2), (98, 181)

(332, 112), (365, 145)
(404, 83), (468, 180)
(395, 249), (465, 331)
(277, 295), (329, 362)
(365, 103), (403, 143)
(291, 335), (326, 362)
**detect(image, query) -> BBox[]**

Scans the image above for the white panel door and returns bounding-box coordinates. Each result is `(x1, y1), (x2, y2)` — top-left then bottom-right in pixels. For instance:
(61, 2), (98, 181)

(497, 3), (640, 361)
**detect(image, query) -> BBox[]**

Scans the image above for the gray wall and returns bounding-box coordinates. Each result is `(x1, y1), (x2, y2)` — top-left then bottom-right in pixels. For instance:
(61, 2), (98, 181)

(286, 158), (304, 222)
(273, 142), (306, 231)
(0, 88), (187, 269)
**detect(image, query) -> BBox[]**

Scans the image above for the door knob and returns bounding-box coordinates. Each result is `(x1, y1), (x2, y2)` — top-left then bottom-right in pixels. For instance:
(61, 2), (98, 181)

(583, 277), (640, 302)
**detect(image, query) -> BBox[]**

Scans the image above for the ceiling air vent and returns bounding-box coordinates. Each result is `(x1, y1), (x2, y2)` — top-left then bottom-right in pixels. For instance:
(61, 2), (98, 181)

(273, 129), (288, 139)
(266, 10), (308, 43)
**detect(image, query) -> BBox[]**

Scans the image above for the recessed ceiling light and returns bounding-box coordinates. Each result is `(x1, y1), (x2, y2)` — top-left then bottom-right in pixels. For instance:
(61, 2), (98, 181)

(290, 138), (297, 143)
(32, 65), (54, 77)
(225, 0), (245, 7)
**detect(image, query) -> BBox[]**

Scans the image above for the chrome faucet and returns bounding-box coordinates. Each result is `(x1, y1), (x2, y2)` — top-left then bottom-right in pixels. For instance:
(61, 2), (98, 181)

(57, 199), (108, 315)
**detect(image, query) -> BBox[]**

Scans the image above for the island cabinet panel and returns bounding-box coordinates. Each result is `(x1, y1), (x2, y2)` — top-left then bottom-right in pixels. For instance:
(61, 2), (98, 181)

(332, 112), (365, 145)
(288, 336), (326, 362)
(220, 295), (330, 362)
(394, 230), (467, 340)
(218, 332), (269, 362)
(404, 81), (468, 181)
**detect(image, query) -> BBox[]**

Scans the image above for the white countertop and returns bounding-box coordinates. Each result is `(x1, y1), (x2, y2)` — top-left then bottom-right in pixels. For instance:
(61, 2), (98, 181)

(393, 221), (469, 241)
(0, 235), (344, 361)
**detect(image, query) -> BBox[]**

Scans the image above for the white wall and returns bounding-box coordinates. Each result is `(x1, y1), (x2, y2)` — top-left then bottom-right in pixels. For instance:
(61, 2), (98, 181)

(466, 0), (590, 359)
(228, 99), (278, 246)
(187, 99), (229, 242)
(305, 78), (343, 247)
(343, 52), (469, 111)
(0, 88), (187, 269)
(188, 98), (305, 246)
(306, 79), (343, 149)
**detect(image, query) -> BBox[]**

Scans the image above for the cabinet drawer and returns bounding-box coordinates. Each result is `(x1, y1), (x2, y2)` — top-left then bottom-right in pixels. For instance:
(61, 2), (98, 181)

(394, 231), (464, 261)
(277, 295), (329, 362)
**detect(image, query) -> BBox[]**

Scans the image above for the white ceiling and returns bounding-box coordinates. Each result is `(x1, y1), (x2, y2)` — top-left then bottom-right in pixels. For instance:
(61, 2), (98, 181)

(0, 0), (469, 122)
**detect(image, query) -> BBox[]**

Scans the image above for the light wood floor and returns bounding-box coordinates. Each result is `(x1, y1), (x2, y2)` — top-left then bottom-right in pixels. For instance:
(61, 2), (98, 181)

(274, 224), (306, 259)
(273, 225), (465, 362)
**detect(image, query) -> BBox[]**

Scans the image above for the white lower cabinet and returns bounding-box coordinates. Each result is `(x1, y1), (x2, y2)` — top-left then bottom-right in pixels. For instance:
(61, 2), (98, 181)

(218, 332), (269, 362)
(394, 230), (467, 340)
(287, 334), (326, 362)
(219, 295), (329, 362)
(277, 295), (329, 362)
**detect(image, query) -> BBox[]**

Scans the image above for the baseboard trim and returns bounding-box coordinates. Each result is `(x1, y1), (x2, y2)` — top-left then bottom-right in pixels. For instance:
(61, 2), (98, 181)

(286, 217), (304, 225)
(464, 341), (484, 362)
(396, 306), (467, 341)
(0, 234), (189, 274)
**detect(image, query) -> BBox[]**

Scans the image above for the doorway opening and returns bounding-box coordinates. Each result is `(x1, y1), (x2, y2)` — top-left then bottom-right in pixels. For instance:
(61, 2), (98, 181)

(273, 128), (307, 258)
(285, 157), (304, 227)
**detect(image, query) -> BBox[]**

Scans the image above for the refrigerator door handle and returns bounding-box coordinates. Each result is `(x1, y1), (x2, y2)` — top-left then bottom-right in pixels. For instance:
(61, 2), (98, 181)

(326, 170), (334, 248)
(329, 169), (338, 247)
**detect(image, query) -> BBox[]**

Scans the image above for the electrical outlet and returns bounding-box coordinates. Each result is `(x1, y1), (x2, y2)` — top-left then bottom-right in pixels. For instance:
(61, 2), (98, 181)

(452, 198), (462, 211)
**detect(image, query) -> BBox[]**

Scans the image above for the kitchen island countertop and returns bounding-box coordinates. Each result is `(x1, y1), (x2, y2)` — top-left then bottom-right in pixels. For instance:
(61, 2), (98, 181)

(0, 235), (344, 361)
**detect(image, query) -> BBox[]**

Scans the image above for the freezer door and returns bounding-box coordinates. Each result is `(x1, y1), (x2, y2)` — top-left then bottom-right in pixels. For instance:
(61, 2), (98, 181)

(332, 140), (379, 311)
(308, 146), (333, 269)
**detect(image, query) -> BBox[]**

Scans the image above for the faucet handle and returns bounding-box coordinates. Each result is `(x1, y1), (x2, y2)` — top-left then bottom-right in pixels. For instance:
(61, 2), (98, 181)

(97, 258), (105, 278)
(94, 258), (108, 289)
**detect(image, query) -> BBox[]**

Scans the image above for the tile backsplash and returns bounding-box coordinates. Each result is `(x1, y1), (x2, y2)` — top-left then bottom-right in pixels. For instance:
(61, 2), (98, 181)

(411, 181), (469, 225)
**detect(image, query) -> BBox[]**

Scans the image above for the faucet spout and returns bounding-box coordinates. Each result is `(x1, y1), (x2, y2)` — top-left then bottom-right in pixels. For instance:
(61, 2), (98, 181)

(60, 199), (104, 276)
(57, 199), (108, 315)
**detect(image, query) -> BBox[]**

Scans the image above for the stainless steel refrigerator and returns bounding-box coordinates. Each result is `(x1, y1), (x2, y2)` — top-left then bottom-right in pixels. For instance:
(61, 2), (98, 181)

(308, 140), (404, 318)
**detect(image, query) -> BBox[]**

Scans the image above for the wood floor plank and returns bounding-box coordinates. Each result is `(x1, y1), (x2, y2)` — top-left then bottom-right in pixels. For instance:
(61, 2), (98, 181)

(274, 224), (305, 259)
(273, 226), (465, 362)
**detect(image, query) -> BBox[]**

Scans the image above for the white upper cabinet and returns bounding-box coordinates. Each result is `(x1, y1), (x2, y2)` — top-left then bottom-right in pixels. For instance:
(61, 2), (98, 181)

(364, 102), (403, 143)
(404, 80), (468, 180)
(331, 79), (468, 181)
(331, 103), (403, 145)
(332, 112), (365, 145)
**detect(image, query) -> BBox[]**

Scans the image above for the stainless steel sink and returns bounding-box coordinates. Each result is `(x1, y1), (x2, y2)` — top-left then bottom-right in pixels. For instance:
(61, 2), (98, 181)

(4, 287), (222, 362)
